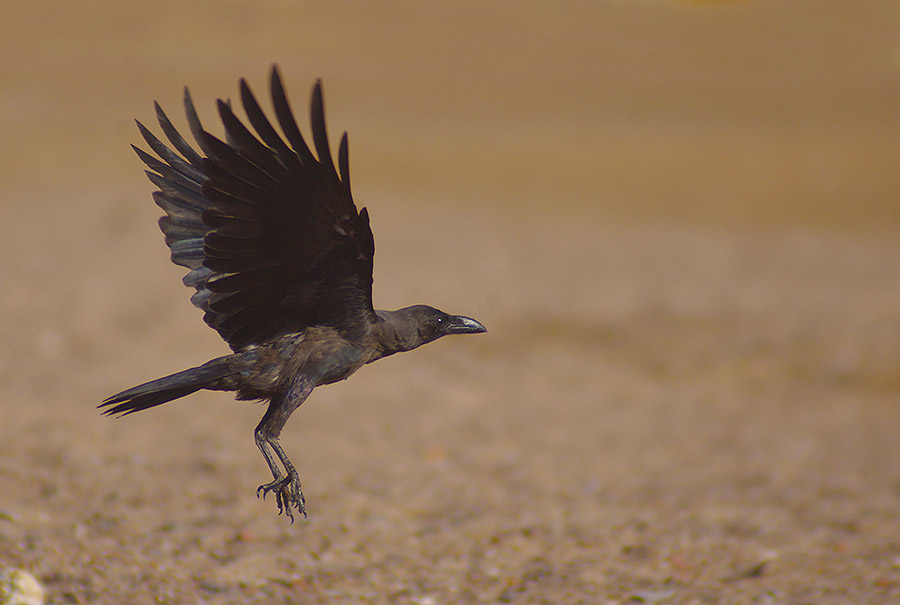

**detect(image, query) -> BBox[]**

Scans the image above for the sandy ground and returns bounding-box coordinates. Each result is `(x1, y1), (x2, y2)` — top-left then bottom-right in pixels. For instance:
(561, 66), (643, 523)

(2, 1), (900, 603)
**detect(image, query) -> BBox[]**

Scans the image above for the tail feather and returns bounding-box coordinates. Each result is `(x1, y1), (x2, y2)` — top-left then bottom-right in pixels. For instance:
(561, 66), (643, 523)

(101, 358), (233, 416)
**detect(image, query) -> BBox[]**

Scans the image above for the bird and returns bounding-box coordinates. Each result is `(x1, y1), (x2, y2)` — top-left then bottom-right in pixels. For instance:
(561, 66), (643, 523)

(100, 66), (486, 522)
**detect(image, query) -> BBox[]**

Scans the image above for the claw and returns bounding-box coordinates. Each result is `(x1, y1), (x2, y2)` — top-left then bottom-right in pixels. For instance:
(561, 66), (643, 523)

(256, 472), (306, 521)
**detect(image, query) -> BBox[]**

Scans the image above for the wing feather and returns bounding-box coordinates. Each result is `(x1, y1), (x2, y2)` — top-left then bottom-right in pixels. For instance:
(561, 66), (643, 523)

(132, 66), (376, 349)
(310, 82), (336, 176)
(155, 101), (204, 167)
(271, 68), (318, 169)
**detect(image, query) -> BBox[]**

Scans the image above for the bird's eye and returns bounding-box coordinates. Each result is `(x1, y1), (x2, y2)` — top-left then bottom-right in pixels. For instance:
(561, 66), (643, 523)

(435, 317), (444, 325)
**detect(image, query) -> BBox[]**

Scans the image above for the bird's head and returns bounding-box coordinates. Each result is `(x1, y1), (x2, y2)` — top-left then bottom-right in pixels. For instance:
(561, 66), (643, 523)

(377, 305), (487, 353)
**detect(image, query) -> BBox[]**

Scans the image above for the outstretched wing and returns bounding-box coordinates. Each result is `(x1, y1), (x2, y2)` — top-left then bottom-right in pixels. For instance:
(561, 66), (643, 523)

(133, 66), (376, 350)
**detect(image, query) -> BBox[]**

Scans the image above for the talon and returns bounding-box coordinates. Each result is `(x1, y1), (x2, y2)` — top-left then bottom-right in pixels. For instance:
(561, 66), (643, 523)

(256, 471), (305, 521)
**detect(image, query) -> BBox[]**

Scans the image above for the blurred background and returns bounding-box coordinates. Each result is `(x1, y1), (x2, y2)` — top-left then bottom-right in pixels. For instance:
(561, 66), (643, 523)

(2, 1), (900, 603)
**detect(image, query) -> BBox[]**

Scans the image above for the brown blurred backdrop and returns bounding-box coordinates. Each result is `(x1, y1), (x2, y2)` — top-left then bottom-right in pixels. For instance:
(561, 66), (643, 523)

(3, 1), (899, 229)
(2, 1), (900, 603)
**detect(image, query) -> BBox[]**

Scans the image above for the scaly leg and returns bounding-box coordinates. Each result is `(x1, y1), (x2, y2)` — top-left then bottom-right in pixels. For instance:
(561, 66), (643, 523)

(254, 378), (313, 522)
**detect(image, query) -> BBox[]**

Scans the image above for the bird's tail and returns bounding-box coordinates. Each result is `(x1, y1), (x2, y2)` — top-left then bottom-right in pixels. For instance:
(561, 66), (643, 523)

(100, 356), (234, 416)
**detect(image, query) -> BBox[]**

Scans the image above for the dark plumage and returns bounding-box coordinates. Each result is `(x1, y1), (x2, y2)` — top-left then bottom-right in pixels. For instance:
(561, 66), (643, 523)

(101, 66), (486, 521)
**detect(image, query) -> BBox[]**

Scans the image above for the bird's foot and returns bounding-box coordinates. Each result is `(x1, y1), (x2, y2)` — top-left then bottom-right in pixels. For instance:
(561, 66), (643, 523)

(257, 470), (306, 523)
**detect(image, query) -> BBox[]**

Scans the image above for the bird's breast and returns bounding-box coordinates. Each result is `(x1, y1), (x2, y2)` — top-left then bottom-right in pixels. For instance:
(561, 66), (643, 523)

(310, 342), (368, 386)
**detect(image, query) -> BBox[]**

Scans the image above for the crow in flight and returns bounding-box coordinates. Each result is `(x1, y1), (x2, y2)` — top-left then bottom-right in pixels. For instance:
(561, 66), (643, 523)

(101, 66), (486, 521)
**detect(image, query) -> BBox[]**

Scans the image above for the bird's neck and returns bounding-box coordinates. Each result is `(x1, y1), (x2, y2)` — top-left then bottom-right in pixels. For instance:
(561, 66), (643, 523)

(370, 309), (419, 359)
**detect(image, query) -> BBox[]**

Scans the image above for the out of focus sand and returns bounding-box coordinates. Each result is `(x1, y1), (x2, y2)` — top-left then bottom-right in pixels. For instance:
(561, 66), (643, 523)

(2, 1), (900, 602)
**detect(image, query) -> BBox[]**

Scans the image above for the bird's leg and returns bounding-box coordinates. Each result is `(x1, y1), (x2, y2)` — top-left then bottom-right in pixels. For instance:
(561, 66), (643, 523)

(254, 378), (313, 522)
(254, 428), (284, 487)
(254, 432), (303, 520)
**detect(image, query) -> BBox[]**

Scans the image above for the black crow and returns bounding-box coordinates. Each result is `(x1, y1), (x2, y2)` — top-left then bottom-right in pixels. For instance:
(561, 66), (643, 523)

(101, 66), (486, 521)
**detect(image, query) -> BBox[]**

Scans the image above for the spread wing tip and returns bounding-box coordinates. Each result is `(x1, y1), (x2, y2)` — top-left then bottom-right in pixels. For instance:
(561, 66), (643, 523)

(309, 79), (335, 172)
(338, 132), (351, 194)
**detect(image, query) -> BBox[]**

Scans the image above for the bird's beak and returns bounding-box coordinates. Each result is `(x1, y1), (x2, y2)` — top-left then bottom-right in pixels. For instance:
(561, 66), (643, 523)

(447, 315), (487, 335)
